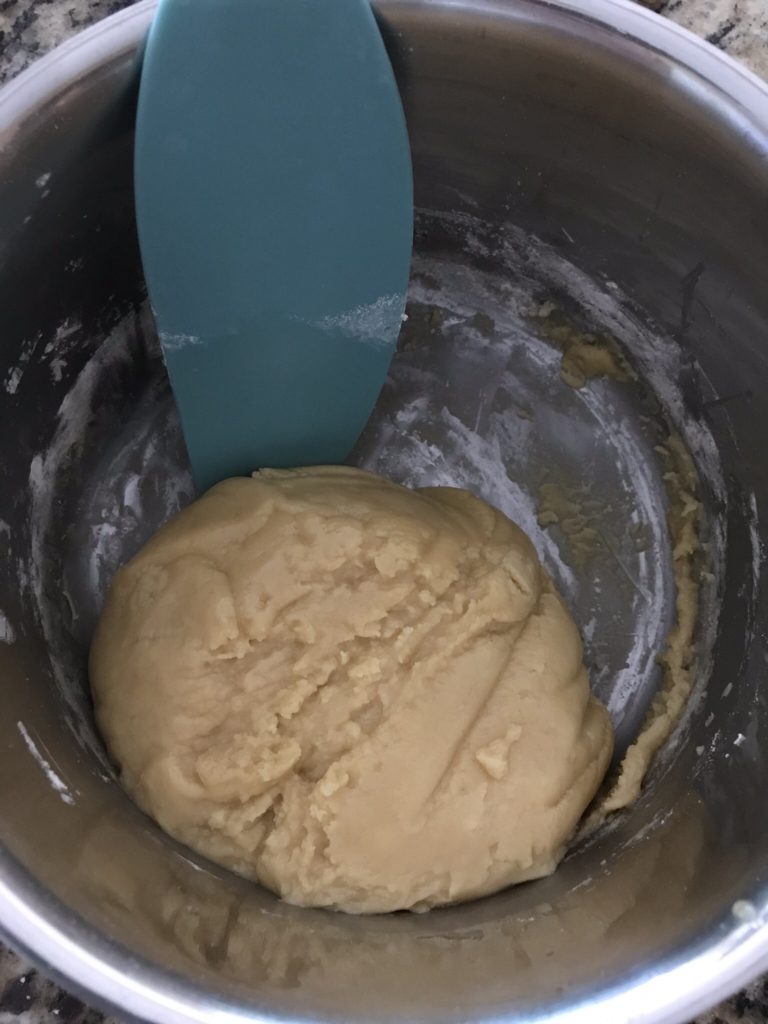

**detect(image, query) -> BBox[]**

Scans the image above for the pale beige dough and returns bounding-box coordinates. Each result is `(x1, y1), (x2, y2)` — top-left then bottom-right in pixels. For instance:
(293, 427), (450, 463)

(90, 466), (612, 913)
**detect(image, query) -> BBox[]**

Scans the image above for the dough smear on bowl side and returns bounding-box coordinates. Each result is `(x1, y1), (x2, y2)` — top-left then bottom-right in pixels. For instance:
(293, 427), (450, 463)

(527, 303), (706, 825)
(90, 466), (613, 913)
(590, 433), (702, 823)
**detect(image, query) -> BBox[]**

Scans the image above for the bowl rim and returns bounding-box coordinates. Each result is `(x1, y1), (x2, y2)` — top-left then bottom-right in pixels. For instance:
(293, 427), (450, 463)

(1, 1), (768, 1022)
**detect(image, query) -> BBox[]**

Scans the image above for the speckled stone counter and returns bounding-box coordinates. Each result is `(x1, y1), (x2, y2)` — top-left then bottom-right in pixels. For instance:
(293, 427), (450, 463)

(0, 1), (767, 1022)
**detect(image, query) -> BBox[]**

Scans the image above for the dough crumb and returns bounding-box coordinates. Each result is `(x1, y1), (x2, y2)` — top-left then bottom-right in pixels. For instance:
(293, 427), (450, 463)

(529, 301), (635, 389)
(536, 480), (601, 567)
(475, 724), (524, 779)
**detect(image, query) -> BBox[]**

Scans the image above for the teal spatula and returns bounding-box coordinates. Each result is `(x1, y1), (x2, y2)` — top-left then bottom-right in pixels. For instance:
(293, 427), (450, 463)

(134, 0), (413, 493)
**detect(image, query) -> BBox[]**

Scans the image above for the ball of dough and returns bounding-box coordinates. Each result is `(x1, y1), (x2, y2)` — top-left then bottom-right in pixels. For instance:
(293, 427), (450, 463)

(90, 466), (612, 913)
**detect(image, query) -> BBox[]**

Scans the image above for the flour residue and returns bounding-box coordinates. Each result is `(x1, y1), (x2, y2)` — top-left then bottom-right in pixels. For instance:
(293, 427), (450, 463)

(316, 292), (404, 348)
(16, 721), (75, 806)
(0, 611), (15, 644)
(3, 329), (41, 395)
(25, 308), (157, 762)
(748, 491), (763, 595)
(158, 331), (202, 352)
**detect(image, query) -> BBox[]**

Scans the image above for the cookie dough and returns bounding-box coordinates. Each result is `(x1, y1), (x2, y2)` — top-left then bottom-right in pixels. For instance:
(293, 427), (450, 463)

(90, 466), (612, 913)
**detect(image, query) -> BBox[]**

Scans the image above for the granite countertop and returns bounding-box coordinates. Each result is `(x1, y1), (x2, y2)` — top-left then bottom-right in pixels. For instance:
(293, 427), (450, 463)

(3, 0), (767, 84)
(0, 1), (767, 1023)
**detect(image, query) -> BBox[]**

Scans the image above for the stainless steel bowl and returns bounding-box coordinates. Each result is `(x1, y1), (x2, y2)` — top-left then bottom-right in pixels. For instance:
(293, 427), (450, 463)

(1, 1), (768, 1022)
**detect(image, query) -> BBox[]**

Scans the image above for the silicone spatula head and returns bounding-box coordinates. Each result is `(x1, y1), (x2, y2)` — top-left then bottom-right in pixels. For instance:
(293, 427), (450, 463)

(134, 0), (413, 493)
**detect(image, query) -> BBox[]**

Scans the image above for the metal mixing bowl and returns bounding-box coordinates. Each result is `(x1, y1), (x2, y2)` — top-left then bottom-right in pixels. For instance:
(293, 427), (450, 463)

(1, 1), (768, 1022)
